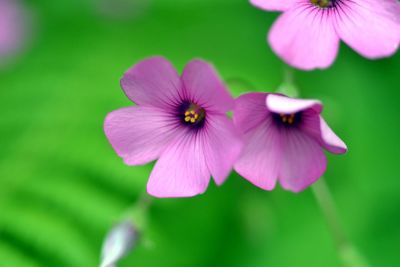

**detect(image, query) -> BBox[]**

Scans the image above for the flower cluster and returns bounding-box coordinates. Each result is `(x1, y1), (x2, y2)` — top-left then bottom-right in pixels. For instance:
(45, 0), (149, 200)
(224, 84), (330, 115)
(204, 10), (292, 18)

(101, 2), (399, 264)
(104, 57), (347, 198)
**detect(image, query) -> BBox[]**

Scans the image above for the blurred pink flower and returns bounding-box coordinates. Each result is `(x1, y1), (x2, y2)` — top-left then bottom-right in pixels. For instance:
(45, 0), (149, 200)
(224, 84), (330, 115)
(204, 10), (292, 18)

(233, 93), (347, 192)
(0, 0), (25, 60)
(104, 57), (242, 198)
(251, 0), (400, 70)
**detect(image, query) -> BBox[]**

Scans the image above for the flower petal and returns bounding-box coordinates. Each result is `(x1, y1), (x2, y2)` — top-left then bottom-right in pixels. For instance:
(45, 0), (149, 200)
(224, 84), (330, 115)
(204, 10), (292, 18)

(279, 129), (326, 192)
(319, 117), (347, 154)
(234, 92), (269, 134)
(202, 115), (243, 185)
(120, 56), (183, 109)
(268, 5), (340, 70)
(147, 133), (210, 198)
(104, 106), (178, 165)
(233, 93), (281, 190)
(335, 0), (400, 59)
(266, 94), (322, 114)
(181, 59), (234, 113)
(234, 116), (281, 191)
(301, 112), (347, 154)
(250, 0), (295, 12)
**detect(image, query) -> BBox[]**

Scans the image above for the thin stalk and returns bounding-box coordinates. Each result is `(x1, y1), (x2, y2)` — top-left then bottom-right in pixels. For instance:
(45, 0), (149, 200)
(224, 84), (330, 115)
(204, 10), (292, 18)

(312, 179), (347, 247)
(282, 67), (370, 267)
(312, 180), (370, 267)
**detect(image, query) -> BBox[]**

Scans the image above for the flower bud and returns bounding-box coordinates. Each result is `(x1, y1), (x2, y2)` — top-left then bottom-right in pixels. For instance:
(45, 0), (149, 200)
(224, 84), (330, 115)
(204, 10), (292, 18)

(100, 221), (138, 267)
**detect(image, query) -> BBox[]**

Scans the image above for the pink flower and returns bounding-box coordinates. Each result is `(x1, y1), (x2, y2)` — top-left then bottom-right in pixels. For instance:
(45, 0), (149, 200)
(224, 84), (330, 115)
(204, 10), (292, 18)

(251, 0), (400, 70)
(104, 57), (242, 198)
(233, 93), (347, 192)
(0, 0), (25, 60)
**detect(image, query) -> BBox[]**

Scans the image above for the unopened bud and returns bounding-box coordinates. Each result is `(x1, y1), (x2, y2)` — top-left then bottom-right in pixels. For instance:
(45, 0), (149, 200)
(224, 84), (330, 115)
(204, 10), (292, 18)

(100, 221), (138, 267)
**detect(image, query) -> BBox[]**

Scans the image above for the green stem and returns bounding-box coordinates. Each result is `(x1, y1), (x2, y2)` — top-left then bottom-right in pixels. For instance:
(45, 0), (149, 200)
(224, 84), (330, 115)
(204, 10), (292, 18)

(312, 179), (347, 247)
(277, 67), (299, 98)
(136, 192), (152, 213)
(312, 180), (370, 267)
(281, 67), (369, 267)
(122, 192), (152, 232)
(284, 66), (294, 85)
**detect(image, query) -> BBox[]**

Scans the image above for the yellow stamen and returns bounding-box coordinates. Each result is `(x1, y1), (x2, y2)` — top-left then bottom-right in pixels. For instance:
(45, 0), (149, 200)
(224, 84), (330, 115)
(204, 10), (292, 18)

(184, 109), (200, 123)
(288, 114), (295, 124)
(183, 104), (205, 125)
(311, 0), (332, 8)
(279, 113), (296, 124)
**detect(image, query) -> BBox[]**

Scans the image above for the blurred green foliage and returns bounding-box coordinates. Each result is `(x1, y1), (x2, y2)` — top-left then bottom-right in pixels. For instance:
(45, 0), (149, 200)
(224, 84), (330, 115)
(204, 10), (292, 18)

(1, 0), (400, 267)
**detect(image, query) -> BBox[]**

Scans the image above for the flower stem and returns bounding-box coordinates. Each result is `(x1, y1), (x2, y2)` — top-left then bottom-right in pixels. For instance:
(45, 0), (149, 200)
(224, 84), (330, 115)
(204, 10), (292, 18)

(278, 68), (370, 267)
(277, 67), (299, 98)
(312, 179), (370, 267)
(284, 66), (294, 85)
(312, 179), (347, 246)
(101, 192), (152, 267)
(122, 192), (152, 232)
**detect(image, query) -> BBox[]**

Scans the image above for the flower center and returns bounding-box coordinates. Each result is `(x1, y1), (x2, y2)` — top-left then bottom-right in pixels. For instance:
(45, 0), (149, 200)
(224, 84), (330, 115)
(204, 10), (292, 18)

(272, 112), (302, 126)
(178, 102), (206, 129)
(184, 109), (204, 124)
(310, 0), (335, 8)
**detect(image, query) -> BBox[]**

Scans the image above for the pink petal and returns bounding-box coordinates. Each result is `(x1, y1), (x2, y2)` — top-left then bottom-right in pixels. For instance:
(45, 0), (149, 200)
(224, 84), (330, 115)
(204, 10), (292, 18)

(120, 57), (183, 109)
(335, 0), (400, 59)
(104, 106), (178, 166)
(266, 94), (322, 114)
(279, 129), (327, 192)
(233, 93), (281, 190)
(234, 117), (281, 191)
(250, 0), (295, 11)
(234, 92), (269, 134)
(268, 5), (340, 70)
(301, 112), (347, 154)
(319, 117), (347, 154)
(202, 115), (243, 185)
(181, 59), (234, 113)
(147, 133), (210, 198)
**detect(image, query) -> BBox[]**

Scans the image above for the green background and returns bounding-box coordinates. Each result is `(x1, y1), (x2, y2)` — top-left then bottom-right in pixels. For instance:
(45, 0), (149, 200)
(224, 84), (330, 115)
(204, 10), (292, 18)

(1, 0), (399, 266)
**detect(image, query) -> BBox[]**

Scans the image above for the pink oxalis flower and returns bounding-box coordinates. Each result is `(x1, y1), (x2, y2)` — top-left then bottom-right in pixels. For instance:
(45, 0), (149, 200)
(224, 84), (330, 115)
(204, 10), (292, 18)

(233, 93), (347, 192)
(251, 0), (400, 70)
(104, 57), (242, 198)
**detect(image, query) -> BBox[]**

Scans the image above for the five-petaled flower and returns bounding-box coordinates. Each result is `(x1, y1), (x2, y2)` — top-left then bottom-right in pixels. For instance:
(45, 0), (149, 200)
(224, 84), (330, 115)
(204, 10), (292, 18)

(104, 57), (243, 198)
(251, 0), (400, 70)
(233, 93), (347, 192)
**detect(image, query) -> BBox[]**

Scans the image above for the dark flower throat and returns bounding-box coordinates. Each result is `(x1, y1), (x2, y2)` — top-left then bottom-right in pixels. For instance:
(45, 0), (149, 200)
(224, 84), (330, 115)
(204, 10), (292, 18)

(310, 0), (336, 8)
(272, 112), (302, 127)
(177, 101), (206, 129)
